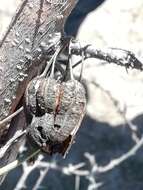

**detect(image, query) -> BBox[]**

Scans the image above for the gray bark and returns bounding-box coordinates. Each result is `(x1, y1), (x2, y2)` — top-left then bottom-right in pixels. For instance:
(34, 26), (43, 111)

(0, 0), (77, 184)
(0, 0), (77, 127)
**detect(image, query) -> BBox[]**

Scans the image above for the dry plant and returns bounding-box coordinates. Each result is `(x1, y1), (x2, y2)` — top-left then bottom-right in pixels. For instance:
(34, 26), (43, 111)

(1, 0), (143, 190)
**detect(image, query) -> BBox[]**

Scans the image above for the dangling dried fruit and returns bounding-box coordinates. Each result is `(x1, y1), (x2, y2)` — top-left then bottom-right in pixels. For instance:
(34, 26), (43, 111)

(25, 76), (86, 155)
(36, 78), (60, 114)
(24, 38), (86, 156)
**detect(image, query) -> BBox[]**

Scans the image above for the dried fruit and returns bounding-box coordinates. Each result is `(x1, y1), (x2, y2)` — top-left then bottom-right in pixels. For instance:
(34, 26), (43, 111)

(24, 44), (86, 156)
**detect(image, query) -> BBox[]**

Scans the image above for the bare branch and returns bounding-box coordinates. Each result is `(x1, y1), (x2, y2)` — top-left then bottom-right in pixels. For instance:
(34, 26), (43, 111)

(0, 107), (23, 127)
(0, 130), (26, 159)
(14, 154), (44, 190)
(70, 42), (143, 70)
(85, 135), (143, 174)
(14, 158), (89, 189)
(91, 81), (140, 143)
(0, 148), (40, 176)
(75, 175), (80, 190)
(32, 167), (49, 190)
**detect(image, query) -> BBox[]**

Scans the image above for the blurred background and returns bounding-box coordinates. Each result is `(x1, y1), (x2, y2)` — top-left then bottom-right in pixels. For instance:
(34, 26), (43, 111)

(1, 0), (143, 189)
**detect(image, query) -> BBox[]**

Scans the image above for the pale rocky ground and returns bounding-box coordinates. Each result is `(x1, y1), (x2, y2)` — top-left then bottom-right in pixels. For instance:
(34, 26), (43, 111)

(1, 0), (143, 190)
(76, 0), (143, 125)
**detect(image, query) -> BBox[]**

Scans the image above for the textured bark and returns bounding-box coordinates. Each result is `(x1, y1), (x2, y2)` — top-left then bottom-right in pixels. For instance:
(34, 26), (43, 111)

(0, 0), (77, 124)
(0, 0), (77, 184)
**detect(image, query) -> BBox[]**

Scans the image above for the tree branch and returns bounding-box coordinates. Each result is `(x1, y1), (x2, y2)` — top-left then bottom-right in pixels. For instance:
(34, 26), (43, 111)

(70, 42), (143, 70)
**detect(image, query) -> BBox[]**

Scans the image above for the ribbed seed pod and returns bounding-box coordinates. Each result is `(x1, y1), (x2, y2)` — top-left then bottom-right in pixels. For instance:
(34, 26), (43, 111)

(36, 78), (60, 113)
(25, 76), (86, 155)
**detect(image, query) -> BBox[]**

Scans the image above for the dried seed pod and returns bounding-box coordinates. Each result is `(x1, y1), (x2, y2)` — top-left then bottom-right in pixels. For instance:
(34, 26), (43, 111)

(25, 76), (86, 155)
(36, 78), (60, 113)
(24, 37), (86, 156)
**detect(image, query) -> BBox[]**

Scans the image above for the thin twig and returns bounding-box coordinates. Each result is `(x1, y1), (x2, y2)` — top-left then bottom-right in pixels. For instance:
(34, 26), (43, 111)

(33, 167), (49, 190)
(91, 81), (140, 143)
(0, 130), (26, 159)
(70, 42), (143, 70)
(75, 175), (80, 190)
(0, 107), (23, 127)
(0, 148), (40, 176)
(84, 153), (103, 190)
(85, 135), (143, 174)
(14, 155), (44, 190)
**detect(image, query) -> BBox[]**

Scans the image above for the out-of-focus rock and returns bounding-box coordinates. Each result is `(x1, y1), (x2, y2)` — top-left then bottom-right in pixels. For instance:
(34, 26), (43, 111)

(76, 0), (143, 125)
